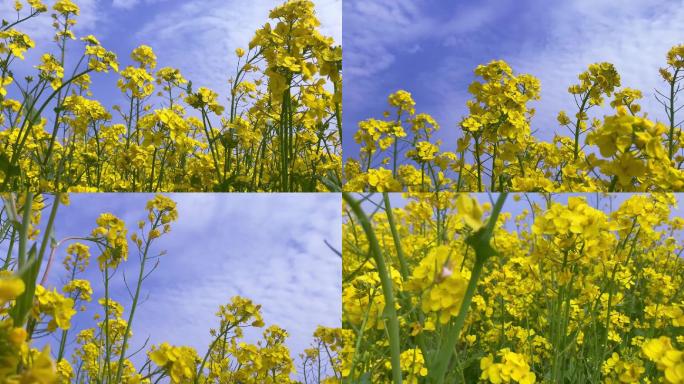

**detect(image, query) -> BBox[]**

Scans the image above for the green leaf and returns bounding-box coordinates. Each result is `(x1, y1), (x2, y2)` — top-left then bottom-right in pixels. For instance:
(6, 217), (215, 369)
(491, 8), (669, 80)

(11, 244), (40, 327)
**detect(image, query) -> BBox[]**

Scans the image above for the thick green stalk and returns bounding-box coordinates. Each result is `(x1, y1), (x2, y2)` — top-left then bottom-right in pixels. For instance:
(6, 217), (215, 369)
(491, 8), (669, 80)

(473, 136), (483, 192)
(279, 79), (293, 191)
(342, 192), (402, 384)
(37, 193), (61, 269)
(102, 266), (112, 383)
(200, 110), (222, 187)
(382, 193), (409, 280)
(17, 192), (33, 269)
(57, 264), (78, 362)
(572, 89), (593, 161)
(428, 192), (508, 383)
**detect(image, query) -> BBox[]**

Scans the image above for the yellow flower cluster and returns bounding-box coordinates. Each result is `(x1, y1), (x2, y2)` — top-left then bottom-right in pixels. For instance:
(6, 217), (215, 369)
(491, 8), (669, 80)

(643, 337), (684, 384)
(62, 243), (90, 272)
(480, 349), (536, 384)
(91, 213), (128, 270)
(149, 343), (200, 383)
(33, 285), (77, 331)
(406, 245), (469, 324)
(388, 348), (427, 383)
(345, 44), (684, 192)
(601, 352), (645, 384)
(0, 272), (25, 304)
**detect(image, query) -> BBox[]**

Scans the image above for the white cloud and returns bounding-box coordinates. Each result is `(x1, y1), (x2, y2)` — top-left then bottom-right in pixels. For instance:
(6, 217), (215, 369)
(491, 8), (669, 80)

(110, 0), (172, 10)
(342, 0), (502, 140)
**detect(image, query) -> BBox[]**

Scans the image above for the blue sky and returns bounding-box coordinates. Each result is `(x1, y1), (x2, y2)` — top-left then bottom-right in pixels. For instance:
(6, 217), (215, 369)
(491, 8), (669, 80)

(1, 0), (341, 113)
(36, 193), (341, 379)
(343, 0), (684, 159)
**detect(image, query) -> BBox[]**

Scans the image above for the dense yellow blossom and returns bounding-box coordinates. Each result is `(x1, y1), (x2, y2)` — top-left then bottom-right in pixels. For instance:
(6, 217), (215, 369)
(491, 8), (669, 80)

(343, 192), (684, 382)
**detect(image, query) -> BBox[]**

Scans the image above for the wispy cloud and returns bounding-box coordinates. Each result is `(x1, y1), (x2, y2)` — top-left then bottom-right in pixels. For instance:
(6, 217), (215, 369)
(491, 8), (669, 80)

(343, 0), (497, 78)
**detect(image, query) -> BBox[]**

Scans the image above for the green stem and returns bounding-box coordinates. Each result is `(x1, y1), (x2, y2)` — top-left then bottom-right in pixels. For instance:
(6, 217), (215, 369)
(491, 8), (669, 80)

(428, 192), (508, 383)
(382, 192), (409, 280)
(667, 68), (680, 160)
(17, 192), (33, 270)
(342, 192), (402, 384)
(194, 325), (234, 383)
(37, 193), (60, 271)
(114, 216), (161, 382)
(573, 89), (593, 161)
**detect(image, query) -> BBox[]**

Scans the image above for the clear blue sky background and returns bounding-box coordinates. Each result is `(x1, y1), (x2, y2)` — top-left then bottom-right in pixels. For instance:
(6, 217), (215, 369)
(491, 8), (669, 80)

(36, 193), (341, 379)
(1, 0), (341, 115)
(343, 0), (684, 160)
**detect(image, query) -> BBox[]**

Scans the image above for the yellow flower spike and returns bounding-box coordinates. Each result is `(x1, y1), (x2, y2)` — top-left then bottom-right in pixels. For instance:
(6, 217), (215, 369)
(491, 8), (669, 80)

(388, 90), (416, 115)
(91, 213), (128, 270)
(480, 349), (536, 384)
(62, 279), (93, 302)
(185, 87), (225, 115)
(63, 243), (90, 273)
(667, 44), (684, 69)
(27, 0), (48, 11)
(80, 34), (101, 45)
(33, 285), (77, 331)
(0, 30), (36, 60)
(131, 45), (157, 70)
(56, 359), (74, 382)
